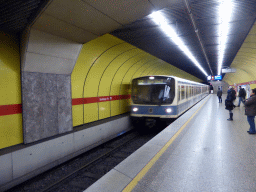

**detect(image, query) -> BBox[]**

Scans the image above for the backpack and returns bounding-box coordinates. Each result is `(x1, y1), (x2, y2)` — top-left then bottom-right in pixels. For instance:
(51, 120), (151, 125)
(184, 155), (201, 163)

(225, 99), (234, 110)
(231, 89), (236, 100)
(242, 89), (246, 97)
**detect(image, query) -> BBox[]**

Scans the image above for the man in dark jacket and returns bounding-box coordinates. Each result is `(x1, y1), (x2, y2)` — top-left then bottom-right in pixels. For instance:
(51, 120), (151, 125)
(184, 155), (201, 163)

(244, 88), (256, 134)
(225, 86), (236, 121)
(217, 88), (222, 103)
(237, 86), (246, 107)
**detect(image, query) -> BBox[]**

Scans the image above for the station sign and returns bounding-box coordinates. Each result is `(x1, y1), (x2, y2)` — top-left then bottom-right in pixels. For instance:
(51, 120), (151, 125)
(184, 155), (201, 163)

(207, 75), (222, 81)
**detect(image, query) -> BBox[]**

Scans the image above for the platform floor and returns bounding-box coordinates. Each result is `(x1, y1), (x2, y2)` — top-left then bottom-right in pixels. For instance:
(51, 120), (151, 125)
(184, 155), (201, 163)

(85, 94), (256, 192)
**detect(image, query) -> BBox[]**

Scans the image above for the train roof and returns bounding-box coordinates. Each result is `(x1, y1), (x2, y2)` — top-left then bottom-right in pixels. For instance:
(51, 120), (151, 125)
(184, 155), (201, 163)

(132, 75), (208, 86)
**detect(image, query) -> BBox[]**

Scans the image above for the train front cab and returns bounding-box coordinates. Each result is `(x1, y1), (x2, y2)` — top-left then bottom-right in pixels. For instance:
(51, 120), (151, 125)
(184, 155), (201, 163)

(130, 76), (209, 128)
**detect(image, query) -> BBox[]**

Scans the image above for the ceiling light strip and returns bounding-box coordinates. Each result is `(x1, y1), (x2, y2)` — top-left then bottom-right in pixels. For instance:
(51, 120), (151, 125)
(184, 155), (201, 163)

(149, 11), (208, 77)
(218, 0), (233, 75)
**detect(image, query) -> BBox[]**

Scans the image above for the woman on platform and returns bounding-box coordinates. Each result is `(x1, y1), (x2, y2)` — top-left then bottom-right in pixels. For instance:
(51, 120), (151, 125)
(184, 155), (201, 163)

(244, 88), (256, 134)
(225, 86), (236, 121)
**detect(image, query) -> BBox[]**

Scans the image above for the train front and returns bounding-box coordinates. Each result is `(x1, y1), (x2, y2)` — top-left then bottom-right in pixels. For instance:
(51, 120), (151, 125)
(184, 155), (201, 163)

(130, 76), (176, 125)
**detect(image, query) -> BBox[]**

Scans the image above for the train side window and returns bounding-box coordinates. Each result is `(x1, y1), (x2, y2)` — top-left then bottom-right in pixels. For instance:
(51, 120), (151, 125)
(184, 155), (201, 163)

(178, 85), (181, 101)
(181, 85), (185, 100)
(186, 85), (188, 99)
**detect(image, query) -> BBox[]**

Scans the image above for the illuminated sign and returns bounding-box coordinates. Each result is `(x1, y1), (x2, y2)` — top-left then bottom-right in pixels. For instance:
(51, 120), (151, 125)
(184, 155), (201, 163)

(214, 75), (222, 80)
(207, 75), (222, 81)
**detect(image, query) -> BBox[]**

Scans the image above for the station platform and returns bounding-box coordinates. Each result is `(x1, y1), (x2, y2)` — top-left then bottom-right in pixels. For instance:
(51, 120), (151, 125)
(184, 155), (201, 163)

(85, 94), (256, 192)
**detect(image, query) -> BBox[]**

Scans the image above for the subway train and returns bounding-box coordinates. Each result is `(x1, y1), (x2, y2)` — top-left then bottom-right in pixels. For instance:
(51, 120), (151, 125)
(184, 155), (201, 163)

(130, 75), (209, 127)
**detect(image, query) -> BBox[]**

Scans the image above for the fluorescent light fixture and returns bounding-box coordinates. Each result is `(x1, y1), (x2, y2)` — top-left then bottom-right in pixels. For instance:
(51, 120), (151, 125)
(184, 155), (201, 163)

(149, 76), (155, 79)
(149, 11), (208, 77)
(218, 0), (233, 75)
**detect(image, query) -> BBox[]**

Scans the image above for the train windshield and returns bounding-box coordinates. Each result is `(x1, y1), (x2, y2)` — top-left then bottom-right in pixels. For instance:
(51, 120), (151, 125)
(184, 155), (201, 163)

(131, 76), (175, 105)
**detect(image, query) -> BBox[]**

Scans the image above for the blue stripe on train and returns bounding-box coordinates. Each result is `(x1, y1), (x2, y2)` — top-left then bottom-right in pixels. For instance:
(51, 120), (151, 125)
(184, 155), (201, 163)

(131, 94), (207, 116)
(131, 105), (178, 116)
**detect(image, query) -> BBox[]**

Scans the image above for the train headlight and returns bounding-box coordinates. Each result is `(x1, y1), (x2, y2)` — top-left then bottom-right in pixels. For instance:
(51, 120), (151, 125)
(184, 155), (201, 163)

(165, 108), (172, 113)
(132, 107), (139, 112)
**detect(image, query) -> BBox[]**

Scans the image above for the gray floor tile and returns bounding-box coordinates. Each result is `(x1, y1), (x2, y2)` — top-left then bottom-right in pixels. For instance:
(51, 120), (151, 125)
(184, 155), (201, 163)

(87, 95), (256, 191)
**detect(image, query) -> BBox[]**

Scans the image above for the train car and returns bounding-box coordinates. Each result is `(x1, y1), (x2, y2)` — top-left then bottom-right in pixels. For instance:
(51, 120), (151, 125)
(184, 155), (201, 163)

(130, 75), (209, 127)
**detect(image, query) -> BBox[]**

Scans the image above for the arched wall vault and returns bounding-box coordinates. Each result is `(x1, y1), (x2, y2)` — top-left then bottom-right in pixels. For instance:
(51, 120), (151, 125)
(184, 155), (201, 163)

(71, 34), (202, 127)
(0, 26), (202, 148)
(0, 32), (22, 149)
(1, 0), (201, 147)
(223, 22), (256, 89)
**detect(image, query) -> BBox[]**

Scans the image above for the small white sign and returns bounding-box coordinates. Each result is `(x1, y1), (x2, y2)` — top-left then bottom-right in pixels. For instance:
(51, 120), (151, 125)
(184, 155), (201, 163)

(222, 68), (236, 73)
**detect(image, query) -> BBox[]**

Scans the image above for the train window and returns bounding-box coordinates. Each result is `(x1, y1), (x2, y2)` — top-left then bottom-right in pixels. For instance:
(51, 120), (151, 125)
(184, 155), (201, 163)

(186, 86), (188, 98)
(131, 84), (151, 103)
(181, 85), (185, 100)
(178, 85), (181, 101)
(131, 77), (175, 105)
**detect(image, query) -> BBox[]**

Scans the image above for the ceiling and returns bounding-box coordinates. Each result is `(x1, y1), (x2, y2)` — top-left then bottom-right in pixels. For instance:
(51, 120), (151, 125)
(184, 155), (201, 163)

(111, 0), (256, 81)
(1, 0), (256, 81)
(0, 0), (48, 33)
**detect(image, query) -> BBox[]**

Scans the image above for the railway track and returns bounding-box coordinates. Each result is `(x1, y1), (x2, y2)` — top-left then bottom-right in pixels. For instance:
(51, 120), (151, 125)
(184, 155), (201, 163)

(7, 126), (164, 192)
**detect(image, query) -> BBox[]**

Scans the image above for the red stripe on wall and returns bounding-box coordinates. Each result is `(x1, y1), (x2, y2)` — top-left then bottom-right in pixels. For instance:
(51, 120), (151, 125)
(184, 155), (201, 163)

(72, 98), (85, 105)
(72, 95), (131, 105)
(0, 95), (131, 116)
(72, 97), (99, 105)
(110, 95), (120, 101)
(0, 104), (22, 116)
(230, 80), (256, 86)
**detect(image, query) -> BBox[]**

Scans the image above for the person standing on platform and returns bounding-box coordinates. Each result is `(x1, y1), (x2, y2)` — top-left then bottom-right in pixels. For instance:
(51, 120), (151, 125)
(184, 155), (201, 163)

(217, 88), (222, 103)
(237, 86), (246, 107)
(244, 88), (256, 134)
(225, 86), (236, 121)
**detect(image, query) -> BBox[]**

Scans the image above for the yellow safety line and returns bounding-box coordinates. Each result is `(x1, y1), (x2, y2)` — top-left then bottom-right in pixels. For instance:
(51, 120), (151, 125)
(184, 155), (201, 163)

(123, 95), (211, 192)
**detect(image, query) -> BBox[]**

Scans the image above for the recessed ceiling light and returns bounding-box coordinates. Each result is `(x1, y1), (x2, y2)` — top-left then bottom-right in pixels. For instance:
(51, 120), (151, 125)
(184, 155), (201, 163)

(218, 0), (233, 75)
(149, 11), (209, 77)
